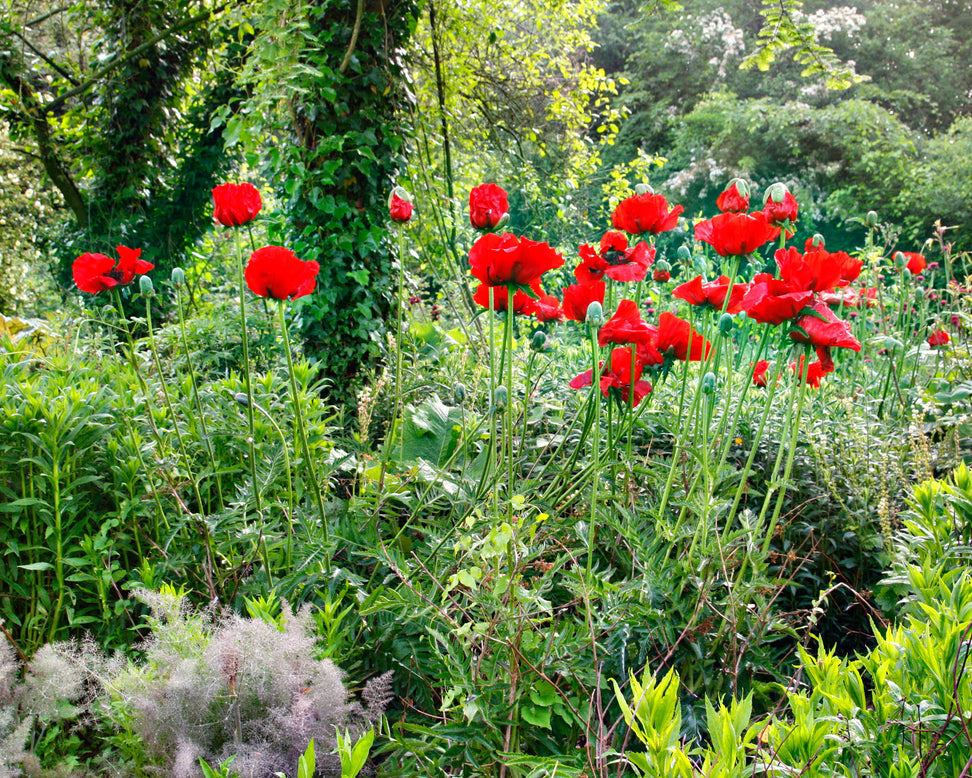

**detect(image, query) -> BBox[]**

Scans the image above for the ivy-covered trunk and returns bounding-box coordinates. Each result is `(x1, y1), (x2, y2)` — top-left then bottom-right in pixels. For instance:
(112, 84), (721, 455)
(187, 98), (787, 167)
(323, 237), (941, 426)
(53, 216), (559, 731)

(279, 0), (419, 398)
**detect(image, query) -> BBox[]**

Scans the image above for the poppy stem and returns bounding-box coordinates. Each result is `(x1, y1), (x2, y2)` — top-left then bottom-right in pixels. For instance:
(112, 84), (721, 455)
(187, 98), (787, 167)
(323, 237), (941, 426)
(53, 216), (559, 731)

(505, 285), (516, 520)
(277, 302), (331, 574)
(587, 319), (600, 573)
(233, 228), (264, 525)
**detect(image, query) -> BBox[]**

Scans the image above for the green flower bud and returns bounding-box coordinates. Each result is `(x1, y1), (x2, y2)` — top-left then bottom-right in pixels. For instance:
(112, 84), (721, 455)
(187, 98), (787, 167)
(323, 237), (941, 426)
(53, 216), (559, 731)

(701, 371), (717, 394)
(170, 267), (186, 288)
(139, 275), (155, 297)
(655, 259), (671, 273)
(676, 246), (692, 262)
(531, 330), (548, 351)
(493, 385), (508, 411)
(883, 336), (902, 351)
(634, 183), (654, 195)
(865, 210), (879, 229)
(453, 383), (466, 405)
(894, 251), (907, 270)
(585, 301), (604, 326)
(764, 182), (788, 205)
(493, 212), (511, 231)
(719, 313), (734, 335)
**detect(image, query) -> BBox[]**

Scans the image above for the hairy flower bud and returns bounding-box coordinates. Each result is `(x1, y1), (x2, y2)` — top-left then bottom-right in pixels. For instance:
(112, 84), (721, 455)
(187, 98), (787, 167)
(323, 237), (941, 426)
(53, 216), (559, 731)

(634, 183), (654, 196)
(764, 182), (788, 205)
(453, 383), (466, 405)
(676, 246), (692, 262)
(810, 234), (825, 249)
(865, 210), (879, 229)
(585, 301), (604, 326)
(719, 313), (734, 335)
(170, 267), (186, 288)
(139, 275), (155, 297)
(493, 385), (508, 411)
(701, 371), (717, 394)
(728, 177), (750, 199)
(531, 330), (548, 351)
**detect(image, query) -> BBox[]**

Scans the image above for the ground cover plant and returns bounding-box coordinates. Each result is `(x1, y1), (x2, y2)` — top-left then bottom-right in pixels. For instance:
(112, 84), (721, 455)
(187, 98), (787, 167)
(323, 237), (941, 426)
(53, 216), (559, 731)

(2, 1), (972, 776)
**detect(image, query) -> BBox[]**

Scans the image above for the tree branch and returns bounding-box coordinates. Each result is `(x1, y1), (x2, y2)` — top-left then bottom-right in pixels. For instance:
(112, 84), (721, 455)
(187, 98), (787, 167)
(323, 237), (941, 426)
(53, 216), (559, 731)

(1, 24), (81, 86)
(44, 3), (225, 113)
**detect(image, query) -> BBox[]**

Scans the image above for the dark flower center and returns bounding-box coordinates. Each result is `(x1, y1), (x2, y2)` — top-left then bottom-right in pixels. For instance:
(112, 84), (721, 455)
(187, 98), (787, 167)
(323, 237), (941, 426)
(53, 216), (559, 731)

(603, 249), (628, 266)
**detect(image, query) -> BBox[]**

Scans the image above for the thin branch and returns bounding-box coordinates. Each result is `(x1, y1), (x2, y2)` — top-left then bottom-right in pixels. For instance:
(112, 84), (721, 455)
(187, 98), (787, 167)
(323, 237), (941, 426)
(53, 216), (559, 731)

(2, 25), (81, 86)
(44, 3), (225, 113)
(337, 0), (364, 74)
(24, 5), (72, 28)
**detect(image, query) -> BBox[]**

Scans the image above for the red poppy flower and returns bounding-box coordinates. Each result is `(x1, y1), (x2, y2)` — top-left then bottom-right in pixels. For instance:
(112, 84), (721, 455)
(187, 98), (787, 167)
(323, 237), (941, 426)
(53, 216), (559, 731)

(716, 181), (749, 213)
(469, 183), (509, 230)
(790, 355), (831, 387)
(612, 193), (683, 235)
(672, 274), (751, 314)
(212, 183), (263, 227)
(533, 294), (564, 323)
(653, 267), (671, 282)
(577, 232), (655, 283)
(655, 311), (711, 361)
(694, 212), (779, 257)
(740, 274), (815, 325)
(389, 190), (414, 223)
(473, 280), (541, 314)
(598, 299), (657, 347)
(73, 245), (155, 294)
(469, 232), (564, 287)
(898, 251), (926, 275)
(762, 190), (798, 228)
(927, 328), (950, 347)
(245, 246), (320, 300)
(818, 286), (876, 309)
(562, 280), (606, 322)
(789, 301), (861, 352)
(569, 347), (653, 407)
(752, 359), (770, 387)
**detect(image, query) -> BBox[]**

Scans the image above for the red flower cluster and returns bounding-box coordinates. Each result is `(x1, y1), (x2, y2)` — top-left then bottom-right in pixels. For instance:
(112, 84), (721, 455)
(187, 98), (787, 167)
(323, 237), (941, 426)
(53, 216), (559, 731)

(212, 183), (262, 227)
(73, 246), (154, 294)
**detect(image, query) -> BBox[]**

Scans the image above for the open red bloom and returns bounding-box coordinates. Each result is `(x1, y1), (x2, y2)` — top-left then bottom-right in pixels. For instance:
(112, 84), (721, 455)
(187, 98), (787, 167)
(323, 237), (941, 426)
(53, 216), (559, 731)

(694, 212), (778, 257)
(469, 232), (564, 287)
(716, 182), (749, 213)
(927, 328), (950, 347)
(612, 193), (683, 235)
(569, 346), (653, 407)
(672, 274), (750, 314)
(899, 251), (927, 275)
(245, 246), (320, 300)
(790, 356), (830, 387)
(740, 273), (815, 325)
(473, 280), (542, 314)
(598, 299), (657, 347)
(762, 191), (798, 227)
(533, 294), (564, 323)
(655, 311), (711, 361)
(469, 184), (509, 230)
(212, 183), (262, 227)
(752, 359), (770, 387)
(73, 245), (154, 294)
(818, 286), (877, 309)
(562, 280), (606, 322)
(577, 232), (655, 283)
(775, 246), (862, 294)
(389, 190), (414, 223)
(789, 301), (861, 352)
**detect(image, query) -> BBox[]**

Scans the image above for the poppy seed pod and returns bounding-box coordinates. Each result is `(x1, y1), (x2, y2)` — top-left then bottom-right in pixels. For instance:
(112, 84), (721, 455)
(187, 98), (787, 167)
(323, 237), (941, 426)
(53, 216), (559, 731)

(764, 182), (788, 205)
(139, 275), (155, 297)
(719, 313), (734, 335)
(170, 267), (186, 288)
(585, 301), (604, 326)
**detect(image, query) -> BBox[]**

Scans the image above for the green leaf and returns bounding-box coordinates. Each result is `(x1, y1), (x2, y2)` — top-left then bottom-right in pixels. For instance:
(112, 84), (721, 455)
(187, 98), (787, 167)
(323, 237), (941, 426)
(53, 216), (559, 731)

(520, 703), (552, 729)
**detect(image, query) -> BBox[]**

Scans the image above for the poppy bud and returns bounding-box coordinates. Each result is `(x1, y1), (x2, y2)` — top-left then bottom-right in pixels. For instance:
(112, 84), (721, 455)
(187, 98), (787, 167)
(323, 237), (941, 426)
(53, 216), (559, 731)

(676, 246), (692, 263)
(531, 331), (548, 351)
(883, 336), (902, 351)
(493, 385), (508, 411)
(764, 182), (788, 205)
(170, 267), (186, 288)
(865, 210), (879, 229)
(139, 275), (155, 297)
(653, 259), (671, 283)
(453, 383), (466, 405)
(388, 186), (414, 223)
(728, 177), (750, 199)
(234, 392), (249, 406)
(585, 301), (604, 326)
(701, 371), (716, 394)
(810, 234), (825, 249)
(634, 183), (654, 195)
(493, 212), (510, 231)
(894, 251), (907, 270)
(719, 313), (734, 335)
